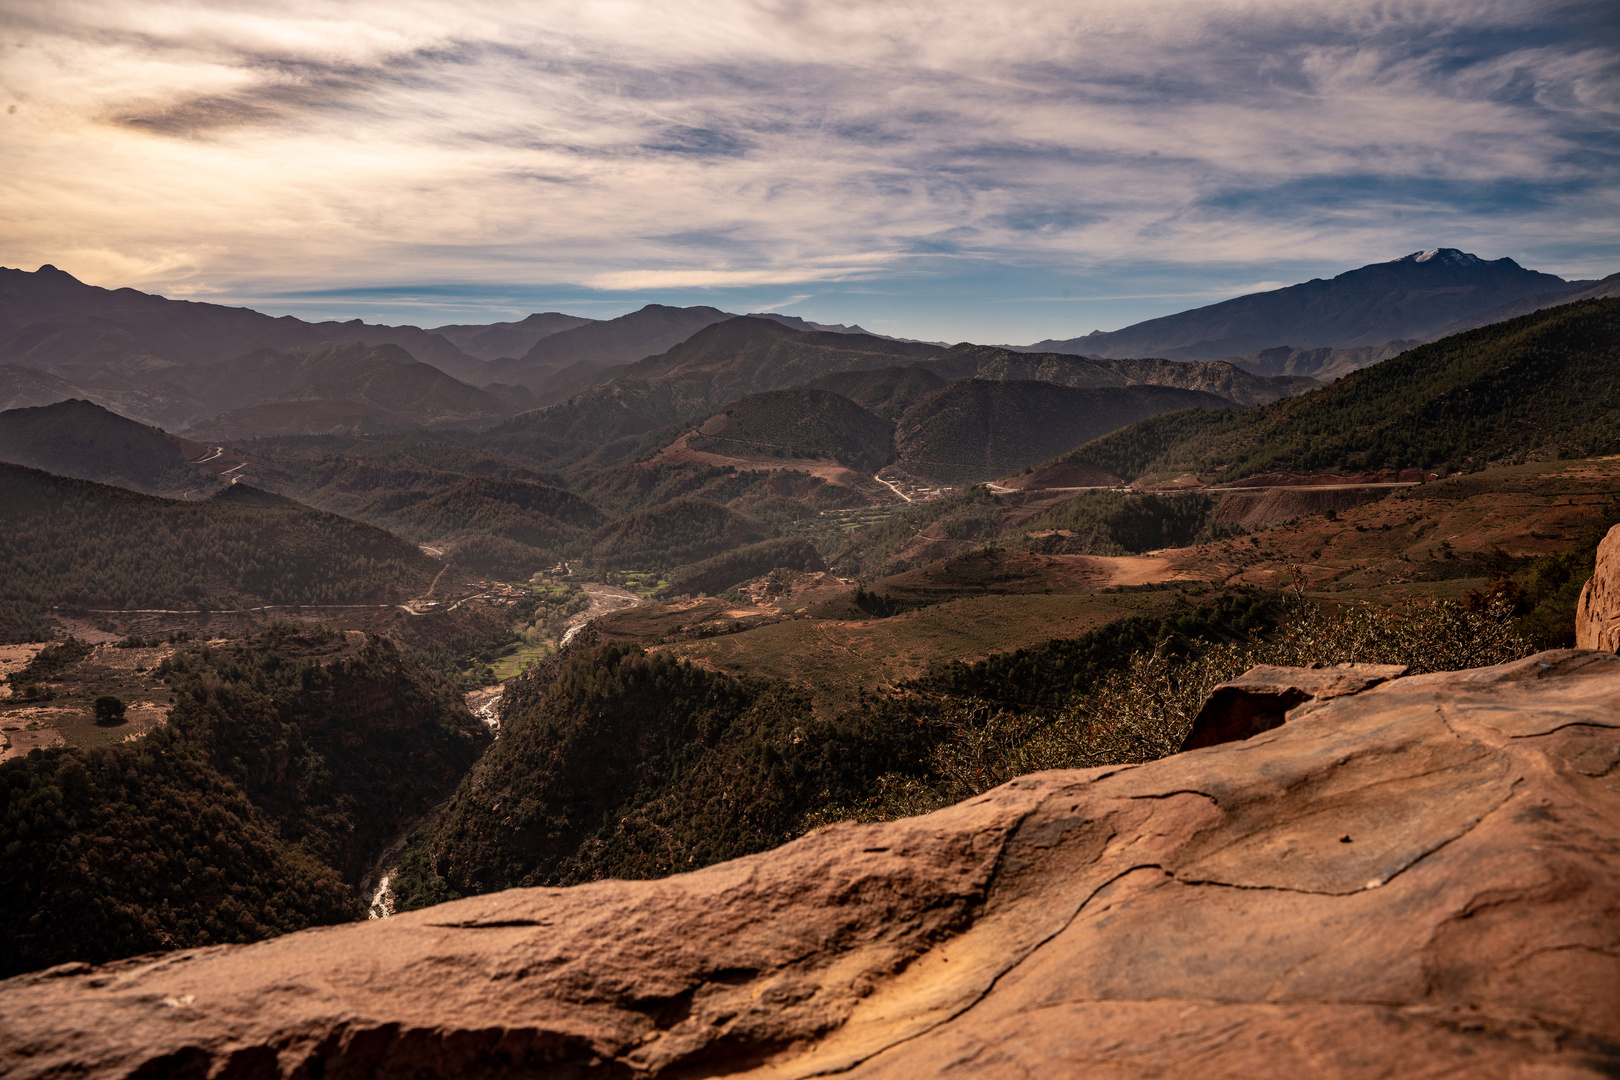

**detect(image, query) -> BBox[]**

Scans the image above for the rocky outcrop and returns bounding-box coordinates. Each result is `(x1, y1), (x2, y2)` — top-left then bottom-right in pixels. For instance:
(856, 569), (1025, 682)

(1181, 661), (1408, 749)
(1576, 523), (1620, 652)
(3, 650), (1618, 1078)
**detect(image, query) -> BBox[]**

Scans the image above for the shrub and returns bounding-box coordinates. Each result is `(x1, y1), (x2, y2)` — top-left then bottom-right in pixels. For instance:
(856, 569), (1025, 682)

(825, 592), (1532, 823)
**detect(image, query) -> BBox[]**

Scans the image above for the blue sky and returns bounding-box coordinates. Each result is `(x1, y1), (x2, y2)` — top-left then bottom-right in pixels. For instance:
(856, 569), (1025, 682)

(1, 0), (1616, 343)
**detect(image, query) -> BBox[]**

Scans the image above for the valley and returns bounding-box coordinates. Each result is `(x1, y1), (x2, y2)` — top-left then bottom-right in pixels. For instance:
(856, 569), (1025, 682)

(1, 254), (1617, 992)
(9, 0), (1620, 1068)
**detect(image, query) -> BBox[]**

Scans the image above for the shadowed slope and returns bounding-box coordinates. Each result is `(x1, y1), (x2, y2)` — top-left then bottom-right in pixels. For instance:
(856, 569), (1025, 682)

(0, 399), (213, 495)
(895, 379), (1233, 483)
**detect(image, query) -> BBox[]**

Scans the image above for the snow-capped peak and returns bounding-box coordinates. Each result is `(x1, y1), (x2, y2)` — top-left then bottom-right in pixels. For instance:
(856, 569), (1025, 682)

(1403, 248), (1483, 265)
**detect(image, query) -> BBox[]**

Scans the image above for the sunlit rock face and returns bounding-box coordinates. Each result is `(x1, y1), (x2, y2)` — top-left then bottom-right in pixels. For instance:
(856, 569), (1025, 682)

(3, 650), (1617, 1079)
(1576, 524), (1620, 652)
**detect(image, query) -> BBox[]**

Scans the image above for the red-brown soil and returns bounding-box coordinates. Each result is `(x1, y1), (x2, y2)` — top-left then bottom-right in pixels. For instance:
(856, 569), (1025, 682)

(994, 458), (1123, 491)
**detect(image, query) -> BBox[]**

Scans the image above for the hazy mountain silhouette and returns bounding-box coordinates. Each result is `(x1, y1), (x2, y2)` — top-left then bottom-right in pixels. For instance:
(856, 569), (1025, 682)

(429, 313), (596, 361)
(0, 264), (488, 390)
(473, 305), (735, 391)
(1021, 249), (1581, 360)
(181, 342), (513, 438)
(0, 365), (95, 413)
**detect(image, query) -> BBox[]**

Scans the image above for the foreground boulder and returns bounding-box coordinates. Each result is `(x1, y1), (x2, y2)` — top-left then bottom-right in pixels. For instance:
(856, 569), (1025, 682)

(1181, 661), (1408, 749)
(1576, 522), (1620, 651)
(3, 650), (1617, 1078)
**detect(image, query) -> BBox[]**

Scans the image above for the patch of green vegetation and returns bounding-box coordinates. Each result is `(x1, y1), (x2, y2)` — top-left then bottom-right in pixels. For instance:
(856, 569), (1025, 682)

(6, 637), (94, 686)
(485, 582), (592, 680)
(606, 570), (672, 598)
(782, 504), (910, 555)
(1472, 498), (1620, 649)
(830, 486), (1005, 576)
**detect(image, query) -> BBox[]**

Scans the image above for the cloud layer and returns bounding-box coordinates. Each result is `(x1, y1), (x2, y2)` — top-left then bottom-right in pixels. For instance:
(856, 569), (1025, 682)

(1, 0), (1615, 339)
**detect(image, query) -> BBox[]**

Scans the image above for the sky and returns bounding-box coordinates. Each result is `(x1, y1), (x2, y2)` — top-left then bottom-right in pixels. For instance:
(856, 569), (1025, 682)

(1, 0), (1617, 344)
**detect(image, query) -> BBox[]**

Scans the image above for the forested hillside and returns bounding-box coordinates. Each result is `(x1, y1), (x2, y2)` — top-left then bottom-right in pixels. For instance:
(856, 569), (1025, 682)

(590, 497), (767, 570)
(480, 317), (943, 472)
(396, 642), (931, 901)
(656, 537), (826, 598)
(804, 365), (948, 419)
(0, 399), (213, 495)
(930, 344), (1312, 405)
(0, 463), (438, 617)
(0, 626), (487, 976)
(181, 341), (513, 437)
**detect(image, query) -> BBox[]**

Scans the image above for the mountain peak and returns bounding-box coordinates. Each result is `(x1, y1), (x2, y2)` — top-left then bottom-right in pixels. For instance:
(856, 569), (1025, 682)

(1402, 248), (1485, 266)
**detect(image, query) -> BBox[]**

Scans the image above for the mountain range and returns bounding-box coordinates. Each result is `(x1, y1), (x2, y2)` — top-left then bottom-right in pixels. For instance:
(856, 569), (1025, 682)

(1018, 249), (1595, 375)
(0, 267), (906, 431)
(0, 247), (1613, 452)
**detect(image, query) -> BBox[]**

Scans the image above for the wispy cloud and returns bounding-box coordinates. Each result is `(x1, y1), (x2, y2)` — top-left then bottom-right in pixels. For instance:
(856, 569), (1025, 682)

(0, 0), (1614, 339)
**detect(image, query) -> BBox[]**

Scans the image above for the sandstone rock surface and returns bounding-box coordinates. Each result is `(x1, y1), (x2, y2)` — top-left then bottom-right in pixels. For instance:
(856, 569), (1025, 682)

(1576, 522), (1620, 651)
(2, 650), (1618, 1078)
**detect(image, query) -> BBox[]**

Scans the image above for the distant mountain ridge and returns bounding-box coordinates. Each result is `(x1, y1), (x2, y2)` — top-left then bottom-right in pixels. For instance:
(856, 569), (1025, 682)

(482, 317), (946, 471)
(924, 344), (1313, 406)
(429, 313), (595, 362)
(0, 264), (482, 380)
(180, 342), (514, 438)
(1021, 249), (1583, 361)
(1433, 270), (1620, 336)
